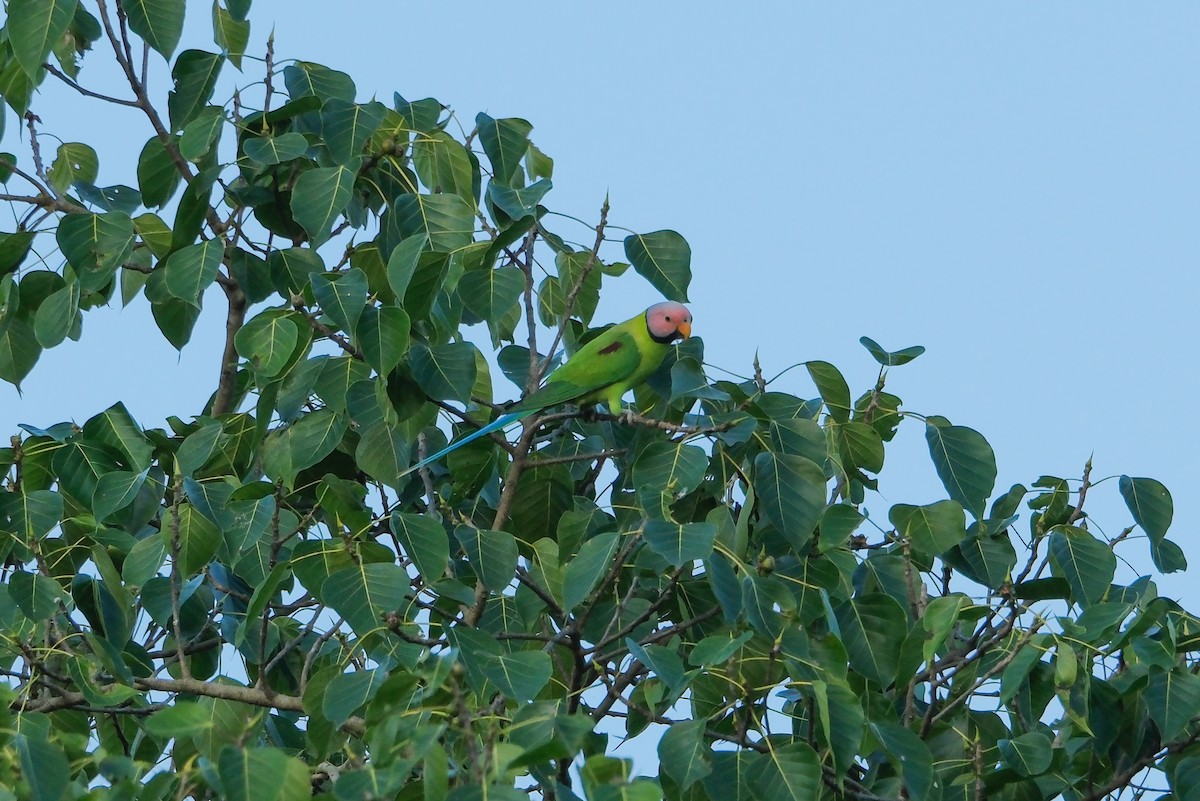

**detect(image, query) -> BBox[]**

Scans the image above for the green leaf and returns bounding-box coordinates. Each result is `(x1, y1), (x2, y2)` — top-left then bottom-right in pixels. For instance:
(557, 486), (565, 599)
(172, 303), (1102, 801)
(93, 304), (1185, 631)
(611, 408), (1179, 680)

(658, 719), (711, 790)
(752, 743), (821, 801)
(626, 638), (686, 692)
(859, 336), (925, 366)
(455, 527), (518, 593)
(412, 130), (475, 201)
(385, 233), (425, 299)
(1145, 667), (1200, 740)
(392, 512), (449, 584)
(925, 416), (996, 519)
(1119, 474), (1172, 542)
(143, 701), (213, 738)
(283, 61), (355, 103)
(242, 131), (309, 165)
(0, 315), (40, 386)
(488, 179), (551, 220)
(563, 531), (619, 613)
(164, 238), (223, 307)
(482, 650), (552, 701)
(168, 50), (223, 131)
(176, 421), (223, 476)
(0, 488), (63, 540)
(8, 0), (79, 79)
(355, 306), (410, 376)
(642, 521), (717, 567)
(632, 441), (709, 497)
(211, 2), (249, 68)
(1048, 525), (1116, 607)
(835, 593), (907, 687)
(8, 571), (68, 620)
(124, 0), (185, 59)
(178, 106), (225, 161)
(322, 667), (388, 727)
(410, 342), (478, 403)
(92, 469), (149, 522)
(0, 229), (37, 276)
(753, 452), (826, 552)
(998, 731), (1053, 777)
(56, 211), (135, 291)
(321, 562), (409, 640)
(321, 99), (386, 164)
(945, 530), (1016, 590)
(217, 746), (312, 801)
(33, 280), (80, 348)
(889, 500), (966, 555)
(475, 113), (533, 186)
(52, 439), (120, 504)
(869, 722), (934, 798)
(136, 134), (181, 208)
(169, 503), (221, 577)
(355, 419), (409, 486)
(235, 313), (300, 378)
(806, 361), (851, 422)
(291, 165), (355, 247)
(14, 734), (70, 801)
(310, 268), (367, 335)
(623, 230), (691, 302)
(385, 193), (475, 254)
(261, 409), (347, 487)
(458, 266), (523, 322)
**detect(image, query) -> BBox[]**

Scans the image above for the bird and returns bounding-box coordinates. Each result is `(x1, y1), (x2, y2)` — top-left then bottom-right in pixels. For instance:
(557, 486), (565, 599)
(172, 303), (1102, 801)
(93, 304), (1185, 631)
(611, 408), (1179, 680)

(400, 301), (693, 477)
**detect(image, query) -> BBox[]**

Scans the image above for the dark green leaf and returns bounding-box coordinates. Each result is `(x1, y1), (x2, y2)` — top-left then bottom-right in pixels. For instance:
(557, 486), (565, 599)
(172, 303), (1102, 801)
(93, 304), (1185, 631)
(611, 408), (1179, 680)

(658, 719), (711, 790)
(8, 0), (78, 78)
(143, 701), (213, 738)
(392, 512), (449, 584)
(168, 50), (224, 131)
(8, 571), (68, 620)
(753, 452), (826, 551)
(1119, 474), (1172, 542)
(322, 667), (388, 727)
(752, 743), (821, 801)
(124, 0), (185, 59)
(482, 651), (551, 701)
(1145, 667), (1200, 740)
(242, 131), (309, 165)
(459, 266), (523, 322)
(562, 531), (619, 613)
(870, 722), (934, 798)
(356, 305), (410, 376)
(178, 106), (225, 161)
(410, 342), (478, 403)
(33, 280), (80, 348)
(14, 734), (70, 801)
(310, 267), (367, 335)
(283, 61), (355, 103)
(889, 500), (966, 555)
(835, 593), (906, 687)
(1048, 525), (1116, 607)
(632, 441), (709, 497)
(291, 165), (355, 247)
(211, 3), (249, 68)
(806, 361), (851, 422)
(321, 99), (386, 164)
(859, 336), (925, 366)
(455, 527), (518, 593)
(642, 521), (716, 567)
(623, 230), (691, 302)
(235, 313), (300, 378)
(998, 731), (1053, 777)
(261, 408), (347, 486)
(475, 113), (532, 186)
(56, 211), (135, 291)
(164, 238), (223, 307)
(488, 179), (551, 220)
(412, 130), (475, 201)
(925, 416), (996, 519)
(385, 193), (474, 254)
(216, 746), (312, 801)
(136, 135), (181, 208)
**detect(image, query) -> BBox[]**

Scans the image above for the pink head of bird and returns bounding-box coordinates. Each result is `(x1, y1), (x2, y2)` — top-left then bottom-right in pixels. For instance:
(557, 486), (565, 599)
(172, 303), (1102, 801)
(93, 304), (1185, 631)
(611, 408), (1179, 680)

(645, 302), (692, 343)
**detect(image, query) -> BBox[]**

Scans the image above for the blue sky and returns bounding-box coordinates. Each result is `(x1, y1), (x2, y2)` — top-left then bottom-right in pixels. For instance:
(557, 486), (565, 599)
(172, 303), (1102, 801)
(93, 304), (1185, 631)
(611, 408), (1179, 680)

(6, 4), (1198, 590)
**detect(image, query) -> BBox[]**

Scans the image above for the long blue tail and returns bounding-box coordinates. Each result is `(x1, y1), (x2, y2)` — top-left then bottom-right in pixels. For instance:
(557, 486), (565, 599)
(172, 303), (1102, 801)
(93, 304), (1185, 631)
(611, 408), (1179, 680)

(399, 410), (531, 478)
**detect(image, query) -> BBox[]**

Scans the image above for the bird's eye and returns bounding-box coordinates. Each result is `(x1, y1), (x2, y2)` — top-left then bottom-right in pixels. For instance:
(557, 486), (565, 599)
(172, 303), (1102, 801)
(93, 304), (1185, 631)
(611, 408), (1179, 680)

(665, 315), (672, 322)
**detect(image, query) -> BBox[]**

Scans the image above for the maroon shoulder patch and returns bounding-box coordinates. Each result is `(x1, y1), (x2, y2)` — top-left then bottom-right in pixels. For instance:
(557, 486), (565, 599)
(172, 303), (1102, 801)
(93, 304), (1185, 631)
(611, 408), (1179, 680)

(598, 340), (624, 355)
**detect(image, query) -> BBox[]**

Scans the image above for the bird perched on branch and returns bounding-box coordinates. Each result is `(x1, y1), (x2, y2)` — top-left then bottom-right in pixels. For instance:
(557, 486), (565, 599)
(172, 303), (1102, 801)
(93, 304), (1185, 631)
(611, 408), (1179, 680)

(400, 301), (693, 477)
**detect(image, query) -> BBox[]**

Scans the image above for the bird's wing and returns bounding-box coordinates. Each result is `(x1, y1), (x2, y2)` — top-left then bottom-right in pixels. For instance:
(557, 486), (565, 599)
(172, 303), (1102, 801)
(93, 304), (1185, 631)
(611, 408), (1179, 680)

(507, 326), (643, 413)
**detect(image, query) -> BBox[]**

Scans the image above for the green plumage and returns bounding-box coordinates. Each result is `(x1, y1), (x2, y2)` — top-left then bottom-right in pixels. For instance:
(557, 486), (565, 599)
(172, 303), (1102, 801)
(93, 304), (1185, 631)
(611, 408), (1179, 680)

(508, 310), (671, 415)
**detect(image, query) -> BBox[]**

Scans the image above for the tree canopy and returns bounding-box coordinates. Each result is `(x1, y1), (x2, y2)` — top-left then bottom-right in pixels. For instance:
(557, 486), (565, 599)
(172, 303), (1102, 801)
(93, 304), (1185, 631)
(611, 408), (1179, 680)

(0, 2), (1196, 800)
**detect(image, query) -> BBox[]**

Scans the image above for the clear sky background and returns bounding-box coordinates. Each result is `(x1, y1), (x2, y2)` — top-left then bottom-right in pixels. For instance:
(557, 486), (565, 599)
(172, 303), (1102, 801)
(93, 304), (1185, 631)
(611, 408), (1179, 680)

(4, 0), (1197, 653)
